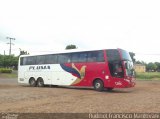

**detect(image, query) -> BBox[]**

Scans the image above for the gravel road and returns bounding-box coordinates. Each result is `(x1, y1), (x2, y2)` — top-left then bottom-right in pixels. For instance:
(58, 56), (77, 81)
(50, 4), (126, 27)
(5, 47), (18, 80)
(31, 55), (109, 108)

(0, 78), (160, 113)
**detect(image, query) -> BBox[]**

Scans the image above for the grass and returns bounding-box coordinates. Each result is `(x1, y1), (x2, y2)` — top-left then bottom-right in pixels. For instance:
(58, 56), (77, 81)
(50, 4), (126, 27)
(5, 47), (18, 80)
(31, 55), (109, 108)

(0, 70), (18, 78)
(0, 70), (160, 80)
(136, 72), (160, 80)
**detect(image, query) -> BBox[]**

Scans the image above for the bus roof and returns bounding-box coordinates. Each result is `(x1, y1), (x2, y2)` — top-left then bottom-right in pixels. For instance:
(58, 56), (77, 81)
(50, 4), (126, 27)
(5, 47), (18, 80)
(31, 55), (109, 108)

(20, 48), (121, 57)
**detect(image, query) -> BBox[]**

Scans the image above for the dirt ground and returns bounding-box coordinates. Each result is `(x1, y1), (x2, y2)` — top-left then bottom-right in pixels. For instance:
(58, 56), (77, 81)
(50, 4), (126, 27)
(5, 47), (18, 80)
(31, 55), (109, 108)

(0, 78), (160, 113)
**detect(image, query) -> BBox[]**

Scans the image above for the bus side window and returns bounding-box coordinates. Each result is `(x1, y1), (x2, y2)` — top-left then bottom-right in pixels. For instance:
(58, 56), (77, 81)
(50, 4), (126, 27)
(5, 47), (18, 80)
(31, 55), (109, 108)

(97, 50), (104, 62)
(71, 53), (79, 62)
(36, 55), (45, 64)
(106, 50), (120, 62)
(79, 52), (87, 62)
(26, 56), (36, 65)
(87, 51), (97, 62)
(57, 54), (71, 63)
(45, 54), (58, 64)
(20, 57), (27, 65)
(20, 57), (23, 65)
(87, 50), (104, 62)
(22, 57), (27, 65)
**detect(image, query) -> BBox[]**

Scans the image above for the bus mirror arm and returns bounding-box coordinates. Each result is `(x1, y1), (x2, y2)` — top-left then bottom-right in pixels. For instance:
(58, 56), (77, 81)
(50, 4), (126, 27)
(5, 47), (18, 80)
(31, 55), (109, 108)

(125, 63), (128, 69)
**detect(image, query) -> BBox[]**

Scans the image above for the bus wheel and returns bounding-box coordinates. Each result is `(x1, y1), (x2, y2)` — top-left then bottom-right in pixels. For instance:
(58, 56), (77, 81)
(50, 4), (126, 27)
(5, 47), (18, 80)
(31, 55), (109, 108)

(93, 79), (104, 91)
(29, 77), (36, 87)
(37, 78), (44, 87)
(106, 88), (114, 91)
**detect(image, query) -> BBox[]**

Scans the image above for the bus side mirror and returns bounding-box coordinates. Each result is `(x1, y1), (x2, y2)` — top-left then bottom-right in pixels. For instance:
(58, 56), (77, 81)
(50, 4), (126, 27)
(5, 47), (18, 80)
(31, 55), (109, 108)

(125, 63), (128, 69)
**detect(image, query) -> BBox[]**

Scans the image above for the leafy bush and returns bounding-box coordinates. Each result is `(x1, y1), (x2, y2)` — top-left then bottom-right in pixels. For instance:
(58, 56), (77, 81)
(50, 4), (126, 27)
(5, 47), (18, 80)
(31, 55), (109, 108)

(0, 68), (12, 73)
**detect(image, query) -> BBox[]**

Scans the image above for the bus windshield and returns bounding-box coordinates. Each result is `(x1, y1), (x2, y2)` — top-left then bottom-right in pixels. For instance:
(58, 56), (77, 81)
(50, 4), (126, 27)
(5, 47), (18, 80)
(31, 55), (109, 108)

(124, 60), (134, 76)
(119, 49), (134, 76)
(106, 49), (134, 77)
(120, 49), (132, 61)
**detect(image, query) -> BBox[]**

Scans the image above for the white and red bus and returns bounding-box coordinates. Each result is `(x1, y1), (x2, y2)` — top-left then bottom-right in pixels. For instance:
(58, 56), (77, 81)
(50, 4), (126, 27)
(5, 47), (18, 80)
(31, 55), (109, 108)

(18, 48), (135, 91)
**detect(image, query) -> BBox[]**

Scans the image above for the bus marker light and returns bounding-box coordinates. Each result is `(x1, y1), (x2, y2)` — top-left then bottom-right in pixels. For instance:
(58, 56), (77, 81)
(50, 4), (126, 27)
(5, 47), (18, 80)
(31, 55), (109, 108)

(105, 75), (109, 79)
(19, 78), (24, 81)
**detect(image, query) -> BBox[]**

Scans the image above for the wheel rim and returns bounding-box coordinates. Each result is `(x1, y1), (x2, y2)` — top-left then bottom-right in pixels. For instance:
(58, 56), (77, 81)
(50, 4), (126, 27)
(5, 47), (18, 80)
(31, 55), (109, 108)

(39, 80), (43, 86)
(30, 80), (35, 85)
(38, 79), (44, 87)
(95, 82), (101, 89)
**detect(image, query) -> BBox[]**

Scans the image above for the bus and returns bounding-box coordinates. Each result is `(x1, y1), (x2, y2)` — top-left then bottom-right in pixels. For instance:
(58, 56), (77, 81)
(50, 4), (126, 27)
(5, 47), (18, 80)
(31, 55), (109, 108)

(18, 48), (135, 91)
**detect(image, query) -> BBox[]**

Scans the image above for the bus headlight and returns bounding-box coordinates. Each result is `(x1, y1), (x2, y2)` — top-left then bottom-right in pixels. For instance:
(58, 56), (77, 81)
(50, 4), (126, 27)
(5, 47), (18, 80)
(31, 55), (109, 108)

(124, 78), (130, 83)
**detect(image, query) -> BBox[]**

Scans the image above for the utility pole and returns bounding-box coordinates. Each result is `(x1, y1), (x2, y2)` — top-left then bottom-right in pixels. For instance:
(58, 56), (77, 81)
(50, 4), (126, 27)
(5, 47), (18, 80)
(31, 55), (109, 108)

(6, 37), (15, 55)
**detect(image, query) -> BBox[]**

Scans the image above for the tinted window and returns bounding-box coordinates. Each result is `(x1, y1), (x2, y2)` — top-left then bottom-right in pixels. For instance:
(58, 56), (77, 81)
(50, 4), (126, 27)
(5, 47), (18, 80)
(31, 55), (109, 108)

(20, 50), (104, 65)
(79, 52), (87, 62)
(20, 57), (23, 65)
(58, 54), (71, 63)
(71, 53), (79, 62)
(36, 55), (45, 64)
(71, 51), (104, 63)
(87, 51), (97, 62)
(25, 56), (36, 65)
(106, 50), (120, 61)
(45, 54), (58, 64)
(97, 51), (104, 62)
(20, 57), (26, 65)
(87, 51), (104, 62)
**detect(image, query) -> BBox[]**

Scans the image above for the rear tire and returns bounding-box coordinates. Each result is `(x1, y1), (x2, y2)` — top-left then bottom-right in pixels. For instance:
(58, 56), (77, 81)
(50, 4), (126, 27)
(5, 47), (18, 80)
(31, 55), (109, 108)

(93, 79), (104, 91)
(29, 77), (36, 87)
(37, 78), (44, 87)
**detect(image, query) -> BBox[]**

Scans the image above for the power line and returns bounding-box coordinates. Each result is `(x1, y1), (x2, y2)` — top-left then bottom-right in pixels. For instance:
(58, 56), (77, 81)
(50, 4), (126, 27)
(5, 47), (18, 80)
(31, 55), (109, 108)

(6, 37), (16, 55)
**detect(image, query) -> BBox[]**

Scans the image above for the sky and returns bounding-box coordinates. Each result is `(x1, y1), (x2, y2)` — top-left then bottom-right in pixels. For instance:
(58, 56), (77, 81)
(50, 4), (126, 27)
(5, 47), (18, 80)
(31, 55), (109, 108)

(0, 0), (160, 63)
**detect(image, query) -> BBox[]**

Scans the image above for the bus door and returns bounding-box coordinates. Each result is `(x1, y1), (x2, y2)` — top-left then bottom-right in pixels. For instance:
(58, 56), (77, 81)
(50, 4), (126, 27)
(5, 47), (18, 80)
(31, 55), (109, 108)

(108, 60), (124, 85)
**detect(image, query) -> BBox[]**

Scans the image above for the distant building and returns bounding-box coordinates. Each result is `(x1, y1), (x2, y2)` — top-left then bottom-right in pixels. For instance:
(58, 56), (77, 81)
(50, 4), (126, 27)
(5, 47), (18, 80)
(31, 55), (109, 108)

(134, 64), (146, 73)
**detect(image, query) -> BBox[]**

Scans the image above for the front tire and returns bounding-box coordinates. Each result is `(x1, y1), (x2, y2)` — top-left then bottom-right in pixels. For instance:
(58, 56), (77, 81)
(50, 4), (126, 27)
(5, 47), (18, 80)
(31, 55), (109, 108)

(37, 78), (44, 87)
(29, 77), (36, 87)
(93, 79), (104, 91)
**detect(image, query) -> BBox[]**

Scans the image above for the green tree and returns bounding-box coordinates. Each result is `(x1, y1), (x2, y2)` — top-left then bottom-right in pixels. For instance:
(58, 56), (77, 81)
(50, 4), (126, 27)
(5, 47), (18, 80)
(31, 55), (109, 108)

(0, 55), (18, 69)
(155, 62), (160, 71)
(136, 60), (146, 65)
(147, 62), (157, 71)
(136, 60), (142, 64)
(65, 44), (77, 50)
(129, 52), (136, 63)
(0, 55), (4, 67)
